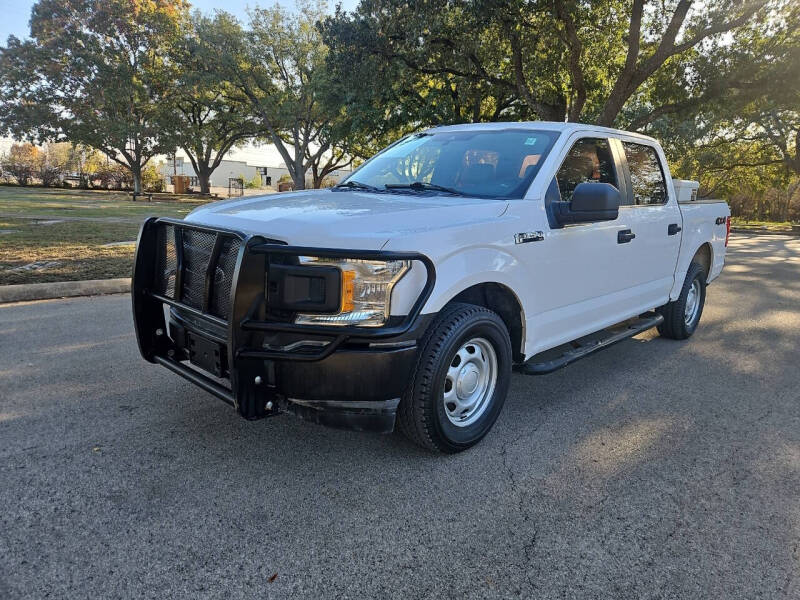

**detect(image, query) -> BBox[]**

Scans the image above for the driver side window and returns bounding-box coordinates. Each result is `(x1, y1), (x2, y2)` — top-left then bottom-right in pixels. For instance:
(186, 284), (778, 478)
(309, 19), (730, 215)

(555, 138), (618, 203)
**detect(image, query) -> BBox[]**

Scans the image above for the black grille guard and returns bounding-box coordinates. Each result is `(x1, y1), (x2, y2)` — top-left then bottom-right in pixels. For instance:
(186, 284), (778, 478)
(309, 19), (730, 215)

(131, 217), (436, 415)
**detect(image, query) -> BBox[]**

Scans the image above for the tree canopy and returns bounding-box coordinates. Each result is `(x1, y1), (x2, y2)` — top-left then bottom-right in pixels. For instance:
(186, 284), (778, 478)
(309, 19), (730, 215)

(201, 2), (352, 190)
(0, 0), (190, 193)
(163, 11), (265, 193)
(0, 0), (798, 211)
(321, 0), (791, 127)
(319, 0), (800, 207)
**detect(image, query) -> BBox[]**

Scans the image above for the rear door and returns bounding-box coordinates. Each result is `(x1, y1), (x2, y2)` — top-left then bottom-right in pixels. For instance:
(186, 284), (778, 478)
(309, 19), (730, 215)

(614, 139), (682, 309)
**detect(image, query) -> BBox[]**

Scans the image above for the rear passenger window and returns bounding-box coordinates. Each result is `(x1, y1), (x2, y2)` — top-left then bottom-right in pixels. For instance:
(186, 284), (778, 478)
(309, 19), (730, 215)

(622, 142), (668, 205)
(556, 138), (618, 203)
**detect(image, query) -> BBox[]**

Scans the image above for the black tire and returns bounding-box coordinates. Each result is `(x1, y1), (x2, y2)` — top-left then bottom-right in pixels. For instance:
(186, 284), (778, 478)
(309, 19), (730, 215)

(398, 303), (512, 453)
(657, 261), (707, 340)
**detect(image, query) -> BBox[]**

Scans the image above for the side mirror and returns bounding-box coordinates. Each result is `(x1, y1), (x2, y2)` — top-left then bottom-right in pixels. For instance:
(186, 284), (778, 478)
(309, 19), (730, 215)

(553, 182), (621, 225)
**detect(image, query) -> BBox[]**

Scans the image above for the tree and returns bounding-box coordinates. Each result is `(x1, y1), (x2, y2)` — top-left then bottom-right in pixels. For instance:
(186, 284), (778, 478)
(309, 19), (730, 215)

(321, 0), (783, 129)
(320, 0), (541, 157)
(212, 2), (351, 190)
(37, 142), (72, 186)
(646, 3), (800, 217)
(163, 12), (264, 194)
(65, 144), (104, 189)
(2, 143), (39, 185)
(0, 0), (189, 193)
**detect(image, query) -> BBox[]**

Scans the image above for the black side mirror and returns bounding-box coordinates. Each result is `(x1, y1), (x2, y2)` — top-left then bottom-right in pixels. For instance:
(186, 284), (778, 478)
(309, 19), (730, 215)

(553, 182), (621, 225)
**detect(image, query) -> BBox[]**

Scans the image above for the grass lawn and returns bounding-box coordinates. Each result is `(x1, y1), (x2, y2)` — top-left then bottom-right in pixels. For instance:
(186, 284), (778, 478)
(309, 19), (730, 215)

(0, 186), (209, 285)
(730, 217), (794, 230)
(0, 185), (205, 219)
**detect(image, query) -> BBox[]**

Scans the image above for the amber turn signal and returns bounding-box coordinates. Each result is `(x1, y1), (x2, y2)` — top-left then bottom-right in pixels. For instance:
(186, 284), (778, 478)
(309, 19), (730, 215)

(341, 269), (356, 312)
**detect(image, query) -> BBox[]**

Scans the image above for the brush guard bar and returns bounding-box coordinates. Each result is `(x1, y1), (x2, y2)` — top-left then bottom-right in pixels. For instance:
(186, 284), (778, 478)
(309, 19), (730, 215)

(132, 217), (436, 418)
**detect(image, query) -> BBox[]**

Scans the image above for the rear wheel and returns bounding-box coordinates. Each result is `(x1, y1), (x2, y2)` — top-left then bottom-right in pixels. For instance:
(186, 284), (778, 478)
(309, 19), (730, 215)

(398, 303), (512, 453)
(658, 261), (707, 340)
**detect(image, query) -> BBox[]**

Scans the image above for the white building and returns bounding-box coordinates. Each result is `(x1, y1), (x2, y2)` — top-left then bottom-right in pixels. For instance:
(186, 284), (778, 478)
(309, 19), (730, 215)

(0, 136), (353, 191)
(157, 142), (352, 190)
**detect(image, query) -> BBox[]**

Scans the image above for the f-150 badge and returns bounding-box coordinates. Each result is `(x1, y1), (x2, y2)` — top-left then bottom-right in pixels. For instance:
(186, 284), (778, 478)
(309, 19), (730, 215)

(515, 231), (545, 244)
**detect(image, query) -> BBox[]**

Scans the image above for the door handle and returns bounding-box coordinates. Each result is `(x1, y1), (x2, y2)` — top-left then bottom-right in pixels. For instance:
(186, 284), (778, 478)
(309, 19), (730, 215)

(617, 229), (636, 244)
(668, 223), (682, 235)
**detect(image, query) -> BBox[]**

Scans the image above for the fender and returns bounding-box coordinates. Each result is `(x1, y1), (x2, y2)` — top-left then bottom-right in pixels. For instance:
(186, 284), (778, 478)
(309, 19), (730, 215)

(670, 215), (720, 301)
(387, 244), (528, 319)
(421, 246), (525, 314)
(397, 246), (532, 357)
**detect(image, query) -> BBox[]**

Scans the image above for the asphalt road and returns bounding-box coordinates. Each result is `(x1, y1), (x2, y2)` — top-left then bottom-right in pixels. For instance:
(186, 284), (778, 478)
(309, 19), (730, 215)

(1, 234), (799, 599)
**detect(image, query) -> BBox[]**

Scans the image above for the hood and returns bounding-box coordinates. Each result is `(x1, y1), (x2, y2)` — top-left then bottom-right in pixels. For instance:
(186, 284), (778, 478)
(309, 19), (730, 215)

(185, 189), (508, 250)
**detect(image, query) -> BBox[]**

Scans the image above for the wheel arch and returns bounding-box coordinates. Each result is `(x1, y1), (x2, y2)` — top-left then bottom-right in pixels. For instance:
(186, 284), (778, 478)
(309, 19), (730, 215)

(670, 240), (716, 300)
(445, 282), (526, 363)
(692, 242), (713, 281)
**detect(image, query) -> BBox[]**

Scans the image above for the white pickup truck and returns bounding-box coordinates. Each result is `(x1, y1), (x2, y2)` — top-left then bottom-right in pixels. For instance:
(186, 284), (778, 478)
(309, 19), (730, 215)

(132, 122), (730, 453)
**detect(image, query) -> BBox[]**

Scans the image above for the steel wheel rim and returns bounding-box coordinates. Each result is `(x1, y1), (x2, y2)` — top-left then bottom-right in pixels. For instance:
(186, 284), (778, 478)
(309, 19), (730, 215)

(684, 279), (701, 325)
(443, 337), (498, 427)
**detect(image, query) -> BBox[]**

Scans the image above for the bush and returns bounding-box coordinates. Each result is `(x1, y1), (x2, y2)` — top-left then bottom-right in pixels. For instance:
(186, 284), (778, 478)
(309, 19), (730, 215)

(728, 180), (800, 223)
(141, 164), (165, 192)
(244, 173), (262, 189)
(789, 184), (800, 223)
(38, 142), (72, 187)
(320, 176), (338, 188)
(93, 162), (132, 190)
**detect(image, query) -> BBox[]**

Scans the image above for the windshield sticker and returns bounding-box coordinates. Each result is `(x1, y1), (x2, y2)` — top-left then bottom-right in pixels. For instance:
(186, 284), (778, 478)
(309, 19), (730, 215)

(524, 137), (538, 146)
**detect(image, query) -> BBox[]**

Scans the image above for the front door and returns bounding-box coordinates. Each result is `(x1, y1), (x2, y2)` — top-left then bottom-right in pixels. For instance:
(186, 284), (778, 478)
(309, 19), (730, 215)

(526, 135), (645, 353)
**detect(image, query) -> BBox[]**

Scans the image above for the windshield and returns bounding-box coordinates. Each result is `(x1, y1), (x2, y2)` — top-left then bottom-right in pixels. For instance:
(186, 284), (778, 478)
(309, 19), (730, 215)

(341, 129), (559, 199)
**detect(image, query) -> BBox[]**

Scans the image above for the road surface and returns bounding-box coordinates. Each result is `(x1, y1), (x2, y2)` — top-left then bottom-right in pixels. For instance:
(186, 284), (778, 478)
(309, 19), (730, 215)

(1, 234), (799, 599)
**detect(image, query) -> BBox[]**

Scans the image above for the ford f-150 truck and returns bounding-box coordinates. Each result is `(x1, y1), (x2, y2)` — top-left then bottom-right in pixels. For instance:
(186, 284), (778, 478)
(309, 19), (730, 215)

(132, 122), (730, 453)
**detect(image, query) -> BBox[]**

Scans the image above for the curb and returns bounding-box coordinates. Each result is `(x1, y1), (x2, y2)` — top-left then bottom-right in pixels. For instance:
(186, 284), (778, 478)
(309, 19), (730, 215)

(0, 278), (131, 304)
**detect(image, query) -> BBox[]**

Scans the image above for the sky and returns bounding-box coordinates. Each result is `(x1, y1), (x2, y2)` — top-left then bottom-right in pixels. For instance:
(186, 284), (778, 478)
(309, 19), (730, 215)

(0, 0), (359, 42)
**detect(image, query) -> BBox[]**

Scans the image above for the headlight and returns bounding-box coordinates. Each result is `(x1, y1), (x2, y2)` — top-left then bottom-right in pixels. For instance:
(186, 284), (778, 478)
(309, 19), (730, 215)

(294, 258), (410, 327)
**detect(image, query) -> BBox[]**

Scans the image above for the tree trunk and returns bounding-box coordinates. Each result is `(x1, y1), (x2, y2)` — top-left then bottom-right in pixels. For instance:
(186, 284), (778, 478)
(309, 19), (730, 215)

(131, 164), (142, 194)
(198, 168), (211, 195)
(292, 156), (306, 190)
(540, 101), (568, 122)
(311, 163), (322, 189)
(595, 86), (631, 127)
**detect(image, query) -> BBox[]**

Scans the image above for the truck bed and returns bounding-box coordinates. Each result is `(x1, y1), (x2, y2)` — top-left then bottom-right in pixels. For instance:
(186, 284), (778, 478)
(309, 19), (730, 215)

(676, 199), (730, 289)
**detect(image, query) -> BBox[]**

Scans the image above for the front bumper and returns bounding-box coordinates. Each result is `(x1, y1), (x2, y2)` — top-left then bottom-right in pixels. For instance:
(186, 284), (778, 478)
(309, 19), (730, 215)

(131, 217), (435, 433)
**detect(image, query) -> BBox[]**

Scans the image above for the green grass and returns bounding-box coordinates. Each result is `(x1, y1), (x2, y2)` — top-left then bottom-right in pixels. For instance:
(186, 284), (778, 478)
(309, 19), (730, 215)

(0, 185), (212, 285)
(730, 217), (794, 229)
(0, 217), (141, 284)
(0, 185), (205, 219)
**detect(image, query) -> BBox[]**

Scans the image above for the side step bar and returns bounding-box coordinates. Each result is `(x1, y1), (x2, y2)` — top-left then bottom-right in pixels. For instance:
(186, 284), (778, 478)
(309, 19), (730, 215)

(515, 313), (664, 376)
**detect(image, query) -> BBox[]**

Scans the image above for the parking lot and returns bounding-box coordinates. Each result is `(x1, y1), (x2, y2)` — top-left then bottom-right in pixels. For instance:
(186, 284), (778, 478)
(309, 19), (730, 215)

(1, 233), (799, 599)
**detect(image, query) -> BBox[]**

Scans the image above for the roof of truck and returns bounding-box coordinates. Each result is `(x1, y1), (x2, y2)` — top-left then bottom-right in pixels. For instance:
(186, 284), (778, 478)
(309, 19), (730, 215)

(425, 121), (658, 143)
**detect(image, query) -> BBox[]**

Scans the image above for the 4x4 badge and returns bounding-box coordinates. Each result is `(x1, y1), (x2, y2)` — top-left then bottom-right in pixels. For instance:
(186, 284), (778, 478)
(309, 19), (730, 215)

(515, 231), (545, 244)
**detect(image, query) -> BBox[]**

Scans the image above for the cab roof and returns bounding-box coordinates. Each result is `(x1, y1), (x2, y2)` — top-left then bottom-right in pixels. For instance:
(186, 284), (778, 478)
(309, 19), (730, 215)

(424, 121), (658, 144)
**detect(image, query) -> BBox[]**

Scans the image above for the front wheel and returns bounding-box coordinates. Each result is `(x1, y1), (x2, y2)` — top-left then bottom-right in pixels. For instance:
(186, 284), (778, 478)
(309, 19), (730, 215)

(658, 261), (707, 340)
(398, 303), (512, 453)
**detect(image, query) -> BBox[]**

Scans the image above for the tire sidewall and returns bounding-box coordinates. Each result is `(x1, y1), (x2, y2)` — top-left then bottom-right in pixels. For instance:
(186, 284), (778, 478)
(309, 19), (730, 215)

(428, 315), (511, 451)
(681, 265), (706, 336)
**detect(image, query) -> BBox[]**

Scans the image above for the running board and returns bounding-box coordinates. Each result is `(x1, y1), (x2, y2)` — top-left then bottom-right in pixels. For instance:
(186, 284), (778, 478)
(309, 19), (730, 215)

(515, 313), (664, 376)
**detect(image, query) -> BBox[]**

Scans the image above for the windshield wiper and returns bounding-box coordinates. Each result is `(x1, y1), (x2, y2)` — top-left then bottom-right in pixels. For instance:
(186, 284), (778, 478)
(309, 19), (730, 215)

(333, 180), (381, 192)
(385, 181), (469, 196)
